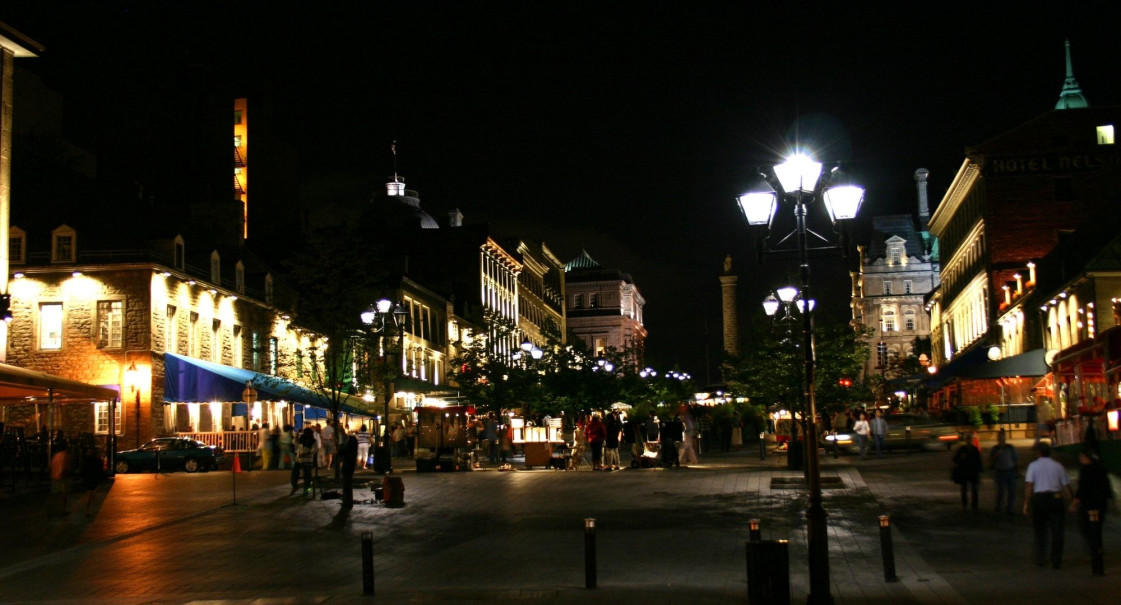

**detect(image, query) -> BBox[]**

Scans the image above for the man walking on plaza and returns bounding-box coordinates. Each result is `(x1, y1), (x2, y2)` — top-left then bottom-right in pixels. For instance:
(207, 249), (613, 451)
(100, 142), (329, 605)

(1023, 442), (1073, 568)
(870, 409), (888, 458)
(989, 429), (1019, 514)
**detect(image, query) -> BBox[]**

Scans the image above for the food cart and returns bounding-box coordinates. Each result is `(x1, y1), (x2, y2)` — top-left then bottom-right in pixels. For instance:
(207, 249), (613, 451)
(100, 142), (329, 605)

(513, 416), (564, 469)
(414, 405), (470, 472)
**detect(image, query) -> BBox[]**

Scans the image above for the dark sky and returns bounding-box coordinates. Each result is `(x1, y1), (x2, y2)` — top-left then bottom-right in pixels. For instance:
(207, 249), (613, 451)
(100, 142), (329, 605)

(6, 2), (1121, 382)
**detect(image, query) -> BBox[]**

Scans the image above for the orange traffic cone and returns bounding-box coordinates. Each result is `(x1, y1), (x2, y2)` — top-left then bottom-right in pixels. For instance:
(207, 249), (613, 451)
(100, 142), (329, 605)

(232, 453), (243, 473)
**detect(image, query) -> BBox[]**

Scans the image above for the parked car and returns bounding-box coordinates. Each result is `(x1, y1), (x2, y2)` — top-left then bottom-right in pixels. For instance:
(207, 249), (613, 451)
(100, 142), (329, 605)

(114, 437), (224, 473)
(825, 413), (961, 452)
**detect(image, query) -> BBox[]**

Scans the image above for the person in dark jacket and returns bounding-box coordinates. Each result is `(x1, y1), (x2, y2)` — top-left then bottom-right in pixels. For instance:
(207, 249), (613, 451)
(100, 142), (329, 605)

(1071, 445), (1113, 573)
(585, 415), (607, 471)
(953, 433), (983, 510)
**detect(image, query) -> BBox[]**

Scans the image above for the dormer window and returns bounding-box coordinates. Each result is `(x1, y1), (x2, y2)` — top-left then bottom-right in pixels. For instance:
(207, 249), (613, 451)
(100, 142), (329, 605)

(51, 225), (76, 263)
(174, 236), (185, 270)
(889, 247), (902, 265)
(210, 251), (221, 284)
(9, 227), (26, 265)
(1098, 125), (1115, 145)
(235, 261), (245, 294)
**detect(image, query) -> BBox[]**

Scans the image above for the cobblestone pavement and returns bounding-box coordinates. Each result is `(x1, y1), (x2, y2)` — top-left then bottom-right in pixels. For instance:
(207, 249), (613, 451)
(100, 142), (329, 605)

(1, 441), (1119, 604)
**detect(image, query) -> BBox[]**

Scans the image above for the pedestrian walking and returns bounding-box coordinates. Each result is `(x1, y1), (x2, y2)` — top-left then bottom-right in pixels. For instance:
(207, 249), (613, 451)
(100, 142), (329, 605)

(356, 424), (372, 469)
(1035, 399), (1055, 443)
(77, 446), (105, 516)
(278, 424), (295, 469)
(320, 421), (337, 470)
(1023, 442), (1073, 568)
(870, 409), (888, 458)
(291, 427), (319, 497)
(49, 440), (70, 516)
(853, 412), (870, 459)
(586, 414), (606, 470)
(952, 434), (982, 510)
(989, 429), (1019, 514)
(256, 422), (272, 470)
(1071, 445), (1113, 573)
(603, 411), (622, 470)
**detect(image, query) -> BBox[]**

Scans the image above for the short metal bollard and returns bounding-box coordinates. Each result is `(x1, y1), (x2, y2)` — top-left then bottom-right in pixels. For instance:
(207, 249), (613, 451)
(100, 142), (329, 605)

(905, 427), (912, 455)
(362, 532), (374, 595)
(1089, 510), (1104, 575)
(749, 518), (762, 542)
(584, 518), (597, 588)
(745, 539), (789, 605)
(759, 432), (766, 460)
(879, 515), (898, 582)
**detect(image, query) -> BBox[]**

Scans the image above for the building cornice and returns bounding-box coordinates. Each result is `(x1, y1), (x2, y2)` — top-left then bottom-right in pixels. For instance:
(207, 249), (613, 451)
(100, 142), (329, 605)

(928, 159), (981, 236)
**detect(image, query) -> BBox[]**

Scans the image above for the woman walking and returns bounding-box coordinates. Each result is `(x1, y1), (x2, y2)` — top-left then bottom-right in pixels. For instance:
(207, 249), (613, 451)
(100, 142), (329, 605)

(291, 427), (319, 497)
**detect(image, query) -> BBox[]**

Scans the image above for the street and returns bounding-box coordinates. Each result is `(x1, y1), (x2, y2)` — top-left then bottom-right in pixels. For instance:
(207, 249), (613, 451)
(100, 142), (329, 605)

(1, 443), (1119, 604)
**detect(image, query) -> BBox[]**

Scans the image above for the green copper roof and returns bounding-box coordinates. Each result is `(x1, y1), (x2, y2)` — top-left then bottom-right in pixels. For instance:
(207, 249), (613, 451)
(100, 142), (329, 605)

(1055, 40), (1089, 110)
(565, 249), (600, 271)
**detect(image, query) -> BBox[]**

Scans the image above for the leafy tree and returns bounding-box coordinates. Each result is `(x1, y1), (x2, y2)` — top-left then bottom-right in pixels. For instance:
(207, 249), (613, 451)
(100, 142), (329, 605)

(281, 224), (386, 441)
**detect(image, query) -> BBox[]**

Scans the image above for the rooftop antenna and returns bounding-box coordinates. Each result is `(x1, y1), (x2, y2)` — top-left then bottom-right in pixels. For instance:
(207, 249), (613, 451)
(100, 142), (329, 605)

(386, 141), (405, 196)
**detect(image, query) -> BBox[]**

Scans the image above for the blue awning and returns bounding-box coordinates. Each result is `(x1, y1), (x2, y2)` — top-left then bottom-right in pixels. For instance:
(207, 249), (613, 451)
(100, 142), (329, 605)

(163, 353), (375, 417)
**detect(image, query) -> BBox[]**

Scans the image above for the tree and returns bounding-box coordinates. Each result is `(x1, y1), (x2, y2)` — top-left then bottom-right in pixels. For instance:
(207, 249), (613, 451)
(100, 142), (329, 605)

(281, 224), (386, 450)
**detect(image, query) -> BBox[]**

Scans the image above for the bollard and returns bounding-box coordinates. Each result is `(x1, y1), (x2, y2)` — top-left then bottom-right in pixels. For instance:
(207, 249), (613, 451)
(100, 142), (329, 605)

(879, 515), (898, 582)
(832, 431), (839, 459)
(905, 427), (911, 455)
(361, 532), (374, 595)
(759, 432), (766, 460)
(749, 519), (761, 542)
(745, 539), (789, 604)
(1089, 510), (1104, 575)
(584, 518), (597, 588)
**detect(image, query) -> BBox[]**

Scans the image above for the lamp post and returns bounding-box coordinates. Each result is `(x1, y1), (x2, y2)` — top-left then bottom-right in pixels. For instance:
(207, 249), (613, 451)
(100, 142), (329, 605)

(361, 298), (409, 474)
(763, 286), (814, 473)
(737, 151), (864, 605)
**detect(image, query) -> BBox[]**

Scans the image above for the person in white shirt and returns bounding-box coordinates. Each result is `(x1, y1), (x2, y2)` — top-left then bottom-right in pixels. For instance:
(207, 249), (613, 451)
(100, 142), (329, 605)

(852, 412), (870, 460)
(1023, 442), (1074, 568)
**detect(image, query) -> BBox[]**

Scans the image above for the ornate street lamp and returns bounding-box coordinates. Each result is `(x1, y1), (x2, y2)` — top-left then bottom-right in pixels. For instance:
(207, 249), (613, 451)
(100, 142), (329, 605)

(737, 150), (864, 605)
(361, 298), (409, 474)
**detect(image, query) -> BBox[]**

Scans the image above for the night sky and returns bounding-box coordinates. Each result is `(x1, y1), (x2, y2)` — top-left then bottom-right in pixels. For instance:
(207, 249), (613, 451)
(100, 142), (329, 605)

(5, 2), (1121, 382)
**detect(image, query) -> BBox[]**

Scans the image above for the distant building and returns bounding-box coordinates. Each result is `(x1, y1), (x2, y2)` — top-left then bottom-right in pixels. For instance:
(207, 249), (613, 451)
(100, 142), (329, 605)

(850, 169), (940, 381)
(926, 41), (1120, 411)
(511, 239), (566, 348)
(564, 250), (646, 369)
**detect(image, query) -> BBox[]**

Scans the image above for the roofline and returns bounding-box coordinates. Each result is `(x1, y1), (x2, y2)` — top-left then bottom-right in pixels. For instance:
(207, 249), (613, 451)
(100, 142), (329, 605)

(0, 21), (45, 57)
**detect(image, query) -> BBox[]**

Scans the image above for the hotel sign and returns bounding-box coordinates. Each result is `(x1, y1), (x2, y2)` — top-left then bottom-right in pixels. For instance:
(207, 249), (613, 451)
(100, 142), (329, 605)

(986, 152), (1121, 176)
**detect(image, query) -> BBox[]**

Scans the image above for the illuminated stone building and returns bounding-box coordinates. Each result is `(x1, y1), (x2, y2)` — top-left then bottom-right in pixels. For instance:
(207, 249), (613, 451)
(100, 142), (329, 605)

(564, 250), (647, 369)
(511, 239), (566, 349)
(927, 42), (1120, 410)
(850, 169), (940, 381)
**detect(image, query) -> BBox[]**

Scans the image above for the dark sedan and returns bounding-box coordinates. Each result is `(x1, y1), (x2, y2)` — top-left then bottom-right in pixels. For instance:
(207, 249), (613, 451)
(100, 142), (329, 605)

(114, 437), (224, 473)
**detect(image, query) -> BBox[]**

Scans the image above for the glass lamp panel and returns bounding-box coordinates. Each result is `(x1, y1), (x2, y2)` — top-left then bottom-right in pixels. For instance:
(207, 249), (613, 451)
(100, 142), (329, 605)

(376, 299), (393, 314)
(796, 299), (816, 313)
(774, 153), (822, 194)
(823, 184), (865, 221)
(762, 294), (781, 316)
(776, 286), (799, 303)
(521, 339), (533, 352)
(736, 192), (777, 226)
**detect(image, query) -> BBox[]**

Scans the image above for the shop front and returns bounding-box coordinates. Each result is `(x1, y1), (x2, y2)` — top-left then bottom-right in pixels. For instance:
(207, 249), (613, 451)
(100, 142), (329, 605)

(1050, 328), (1121, 468)
(162, 353), (376, 452)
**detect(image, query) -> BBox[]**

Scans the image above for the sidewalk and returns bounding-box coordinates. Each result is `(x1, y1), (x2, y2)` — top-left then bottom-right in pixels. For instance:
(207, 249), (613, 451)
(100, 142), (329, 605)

(1, 440), (1119, 604)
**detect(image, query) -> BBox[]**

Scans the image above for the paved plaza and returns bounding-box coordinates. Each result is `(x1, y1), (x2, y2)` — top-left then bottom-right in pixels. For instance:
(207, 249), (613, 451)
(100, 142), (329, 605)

(2, 440), (1119, 604)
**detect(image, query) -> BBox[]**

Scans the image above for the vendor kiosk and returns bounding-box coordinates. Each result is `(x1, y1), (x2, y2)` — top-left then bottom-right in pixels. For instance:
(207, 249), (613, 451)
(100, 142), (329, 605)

(513, 416), (564, 469)
(415, 406), (470, 471)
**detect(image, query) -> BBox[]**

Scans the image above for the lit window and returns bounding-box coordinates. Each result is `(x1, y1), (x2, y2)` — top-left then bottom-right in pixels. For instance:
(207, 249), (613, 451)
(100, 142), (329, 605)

(252, 331), (261, 371)
(269, 338), (278, 374)
(594, 337), (606, 356)
(166, 305), (178, 353)
(234, 135), (242, 147)
(890, 248), (901, 265)
(883, 309), (896, 332)
(189, 312), (200, 358)
(39, 302), (64, 350)
(51, 225), (76, 263)
(1097, 125), (1115, 145)
(94, 401), (123, 435)
(905, 310), (916, 331)
(9, 227), (26, 264)
(97, 301), (124, 349)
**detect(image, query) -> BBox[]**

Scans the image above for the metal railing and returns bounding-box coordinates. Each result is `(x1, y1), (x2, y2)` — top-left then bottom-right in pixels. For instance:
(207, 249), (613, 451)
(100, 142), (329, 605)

(178, 431), (259, 453)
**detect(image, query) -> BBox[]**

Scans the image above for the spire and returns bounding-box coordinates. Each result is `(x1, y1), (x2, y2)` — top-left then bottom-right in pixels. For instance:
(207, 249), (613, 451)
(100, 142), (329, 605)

(1055, 40), (1089, 110)
(386, 141), (405, 196)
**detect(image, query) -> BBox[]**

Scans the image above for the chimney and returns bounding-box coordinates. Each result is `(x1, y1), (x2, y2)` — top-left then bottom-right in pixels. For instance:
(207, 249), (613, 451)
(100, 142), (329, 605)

(914, 168), (930, 228)
(448, 208), (464, 228)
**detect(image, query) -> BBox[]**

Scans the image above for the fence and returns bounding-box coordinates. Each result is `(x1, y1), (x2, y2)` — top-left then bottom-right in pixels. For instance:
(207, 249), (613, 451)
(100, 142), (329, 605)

(179, 431), (258, 452)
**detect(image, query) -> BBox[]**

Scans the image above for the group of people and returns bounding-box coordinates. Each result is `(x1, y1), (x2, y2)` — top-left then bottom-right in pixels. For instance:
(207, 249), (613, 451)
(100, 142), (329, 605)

(254, 421), (338, 471)
(950, 428), (1114, 572)
(43, 429), (105, 518)
(287, 422), (362, 509)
